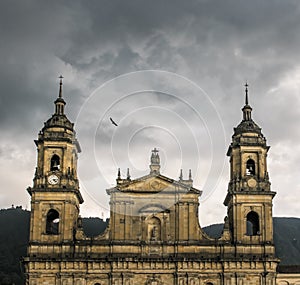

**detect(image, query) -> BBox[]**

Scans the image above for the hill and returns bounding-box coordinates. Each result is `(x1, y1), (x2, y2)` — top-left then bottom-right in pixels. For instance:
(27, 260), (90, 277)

(202, 218), (300, 265)
(0, 207), (30, 285)
(0, 208), (299, 284)
(0, 208), (108, 285)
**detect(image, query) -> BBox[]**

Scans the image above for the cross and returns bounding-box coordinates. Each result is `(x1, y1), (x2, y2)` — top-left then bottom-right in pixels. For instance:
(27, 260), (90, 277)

(59, 75), (64, 84)
(152, 148), (159, 154)
(58, 75), (64, 98)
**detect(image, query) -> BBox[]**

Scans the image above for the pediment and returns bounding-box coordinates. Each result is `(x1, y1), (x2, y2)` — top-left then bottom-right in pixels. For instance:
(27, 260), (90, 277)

(107, 174), (201, 195)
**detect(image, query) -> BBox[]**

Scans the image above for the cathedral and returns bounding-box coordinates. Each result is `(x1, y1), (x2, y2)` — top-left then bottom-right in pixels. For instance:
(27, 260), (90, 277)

(23, 78), (300, 285)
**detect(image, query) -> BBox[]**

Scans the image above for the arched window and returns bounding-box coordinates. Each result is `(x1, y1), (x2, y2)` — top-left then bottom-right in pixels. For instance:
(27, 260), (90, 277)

(246, 211), (260, 236)
(50, 155), (60, 171)
(246, 159), (255, 175)
(46, 209), (60, 234)
(94, 283), (101, 285)
(206, 282), (214, 285)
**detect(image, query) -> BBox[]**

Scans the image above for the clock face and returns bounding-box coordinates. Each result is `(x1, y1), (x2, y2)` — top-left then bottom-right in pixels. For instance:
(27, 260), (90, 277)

(48, 174), (59, 185)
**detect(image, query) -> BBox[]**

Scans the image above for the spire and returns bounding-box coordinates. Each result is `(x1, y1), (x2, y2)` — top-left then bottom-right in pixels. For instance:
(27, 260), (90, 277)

(54, 75), (66, 115)
(179, 169), (183, 180)
(242, 82), (252, 121)
(117, 168), (121, 179)
(127, 168), (131, 180)
(189, 169), (192, 181)
(150, 148), (160, 174)
(59, 75), (63, 98)
(245, 81), (249, 105)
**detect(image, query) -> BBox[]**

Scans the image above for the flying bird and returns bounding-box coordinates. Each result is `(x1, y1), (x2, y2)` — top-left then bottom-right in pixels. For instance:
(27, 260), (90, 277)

(110, 117), (118, 126)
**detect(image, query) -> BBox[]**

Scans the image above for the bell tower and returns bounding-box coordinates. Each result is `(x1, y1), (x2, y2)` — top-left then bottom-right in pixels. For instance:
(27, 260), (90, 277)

(224, 84), (276, 245)
(27, 76), (83, 246)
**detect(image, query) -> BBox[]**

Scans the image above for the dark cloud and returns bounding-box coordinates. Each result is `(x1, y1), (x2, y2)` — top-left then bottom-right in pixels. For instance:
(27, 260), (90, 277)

(0, 0), (300, 224)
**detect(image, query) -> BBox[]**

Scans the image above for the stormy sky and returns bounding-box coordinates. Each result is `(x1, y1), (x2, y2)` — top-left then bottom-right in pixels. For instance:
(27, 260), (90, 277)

(1, 0), (300, 226)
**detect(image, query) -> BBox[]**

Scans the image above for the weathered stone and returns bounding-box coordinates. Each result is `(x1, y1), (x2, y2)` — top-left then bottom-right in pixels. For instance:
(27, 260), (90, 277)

(23, 81), (299, 285)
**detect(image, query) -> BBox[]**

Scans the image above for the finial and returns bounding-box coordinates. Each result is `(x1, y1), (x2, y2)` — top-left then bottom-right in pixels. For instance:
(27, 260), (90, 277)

(117, 168), (121, 179)
(189, 169), (192, 180)
(179, 169), (183, 180)
(245, 81), (249, 105)
(242, 81), (252, 121)
(127, 168), (131, 180)
(150, 148), (160, 174)
(54, 75), (66, 115)
(151, 148), (160, 163)
(59, 75), (64, 98)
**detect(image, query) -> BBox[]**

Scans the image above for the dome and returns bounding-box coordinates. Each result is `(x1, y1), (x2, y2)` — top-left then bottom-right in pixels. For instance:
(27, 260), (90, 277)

(35, 76), (76, 145)
(43, 113), (74, 132)
(233, 118), (262, 136)
(228, 84), (268, 151)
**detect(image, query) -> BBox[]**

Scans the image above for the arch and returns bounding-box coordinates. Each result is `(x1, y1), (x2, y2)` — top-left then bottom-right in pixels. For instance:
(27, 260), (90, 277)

(246, 211), (260, 236)
(46, 209), (60, 234)
(94, 283), (101, 285)
(190, 278), (199, 285)
(146, 216), (161, 241)
(206, 282), (214, 285)
(278, 281), (289, 285)
(139, 203), (169, 214)
(246, 159), (255, 175)
(50, 154), (60, 171)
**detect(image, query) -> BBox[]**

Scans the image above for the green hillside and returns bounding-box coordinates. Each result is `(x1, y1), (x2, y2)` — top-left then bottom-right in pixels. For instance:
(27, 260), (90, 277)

(0, 207), (30, 285)
(273, 218), (300, 265)
(0, 207), (299, 285)
(0, 208), (108, 285)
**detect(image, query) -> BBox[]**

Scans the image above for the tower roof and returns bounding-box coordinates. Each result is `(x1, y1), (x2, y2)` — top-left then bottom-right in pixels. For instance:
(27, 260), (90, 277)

(54, 75), (66, 114)
(35, 76), (80, 152)
(233, 83), (262, 136)
(42, 76), (74, 133)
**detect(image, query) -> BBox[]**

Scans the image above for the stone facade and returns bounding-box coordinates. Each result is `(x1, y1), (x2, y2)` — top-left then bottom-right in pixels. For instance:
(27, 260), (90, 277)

(23, 81), (300, 284)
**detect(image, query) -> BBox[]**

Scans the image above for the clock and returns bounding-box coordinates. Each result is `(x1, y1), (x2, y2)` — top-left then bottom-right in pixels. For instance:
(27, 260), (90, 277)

(48, 174), (59, 185)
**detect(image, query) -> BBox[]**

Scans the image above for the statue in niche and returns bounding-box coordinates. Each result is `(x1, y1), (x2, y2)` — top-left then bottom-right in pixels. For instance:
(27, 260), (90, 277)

(147, 216), (161, 241)
(150, 226), (158, 241)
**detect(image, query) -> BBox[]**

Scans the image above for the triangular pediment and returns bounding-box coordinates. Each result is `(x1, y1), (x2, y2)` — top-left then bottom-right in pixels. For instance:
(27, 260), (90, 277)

(107, 174), (201, 195)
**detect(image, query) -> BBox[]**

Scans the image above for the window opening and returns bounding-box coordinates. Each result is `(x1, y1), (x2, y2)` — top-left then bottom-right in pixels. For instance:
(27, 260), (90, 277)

(246, 211), (260, 236)
(246, 159), (255, 175)
(50, 155), (60, 171)
(46, 209), (60, 234)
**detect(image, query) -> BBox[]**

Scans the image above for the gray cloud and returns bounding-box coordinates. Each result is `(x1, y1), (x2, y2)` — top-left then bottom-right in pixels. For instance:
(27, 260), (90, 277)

(0, 0), (300, 225)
